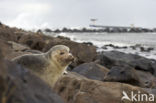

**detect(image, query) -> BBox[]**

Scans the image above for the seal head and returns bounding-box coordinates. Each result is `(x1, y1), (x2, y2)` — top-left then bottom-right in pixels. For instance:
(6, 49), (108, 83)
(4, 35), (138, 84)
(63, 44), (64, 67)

(46, 45), (74, 67)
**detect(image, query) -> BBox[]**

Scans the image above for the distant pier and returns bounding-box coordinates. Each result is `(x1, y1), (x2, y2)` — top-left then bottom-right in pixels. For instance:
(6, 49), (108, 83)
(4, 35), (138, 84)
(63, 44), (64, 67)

(89, 25), (153, 32)
(89, 24), (141, 29)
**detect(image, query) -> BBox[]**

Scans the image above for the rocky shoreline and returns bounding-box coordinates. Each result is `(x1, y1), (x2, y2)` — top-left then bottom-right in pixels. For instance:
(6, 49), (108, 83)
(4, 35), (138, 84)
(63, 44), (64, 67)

(0, 23), (156, 103)
(42, 27), (156, 33)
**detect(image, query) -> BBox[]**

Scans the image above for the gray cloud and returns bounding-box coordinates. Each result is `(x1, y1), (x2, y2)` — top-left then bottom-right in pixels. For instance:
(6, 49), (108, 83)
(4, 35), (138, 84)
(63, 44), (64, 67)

(0, 0), (156, 29)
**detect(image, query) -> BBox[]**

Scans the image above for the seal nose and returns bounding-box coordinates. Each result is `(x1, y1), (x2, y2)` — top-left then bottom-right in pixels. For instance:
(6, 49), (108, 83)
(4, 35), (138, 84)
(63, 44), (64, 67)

(68, 53), (75, 62)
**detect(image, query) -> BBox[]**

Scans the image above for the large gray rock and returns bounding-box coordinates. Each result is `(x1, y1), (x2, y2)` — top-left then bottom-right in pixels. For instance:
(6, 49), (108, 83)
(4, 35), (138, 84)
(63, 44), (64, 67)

(97, 51), (156, 76)
(72, 62), (109, 81)
(104, 65), (156, 88)
(104, 65), (140, 86)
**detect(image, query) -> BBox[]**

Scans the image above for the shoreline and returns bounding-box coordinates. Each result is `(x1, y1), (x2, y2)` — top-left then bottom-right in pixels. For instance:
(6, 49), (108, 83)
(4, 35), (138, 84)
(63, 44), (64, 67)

(46, 32), (156, 60)
(0, 23), (156, 102)
(42, 27), (156, 33)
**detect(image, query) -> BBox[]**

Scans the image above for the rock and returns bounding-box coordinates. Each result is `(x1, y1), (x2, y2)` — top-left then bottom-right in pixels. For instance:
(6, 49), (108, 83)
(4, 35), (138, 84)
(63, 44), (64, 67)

(97, 51), (156, 75)
(102, 44), (128, 50)
(101, 45), (107, 49)
(54, 72), (155, 103)
(0, 39), (12, 57)
(72, 62), (109, 81)
(130, 46), (137, 50)
(104, 44), (117, 49)
(148, 47), (154, 52)
(136, 70), (156, 88)
(24, 49), (43, 54)
(130, 44), (154, 52)
(36, 29), (43, 35)
(0, 24), (25, 42)
(140, 47), (154, 52)
(121, 46), (128, 49)
(44, 28), (53, 33)
(0, 48), (8, 103)
(104, 44), (115, 48)
(104, 65), (156, 88)
(144, 88), (156, 96)
(140, 47), (146, 52)
(139, 71), (154, 86)
(0, 39), (32, 60)
(82, 42), (93, 46)
(151, 63), (156, 76)
(57, 36), (70, 40)
(104, 65), (141, 86)
(18, 34), (46, 51)
(130, 44), (142, 50)
(8, 41), (30, 51)
(0, 48), (64, 103)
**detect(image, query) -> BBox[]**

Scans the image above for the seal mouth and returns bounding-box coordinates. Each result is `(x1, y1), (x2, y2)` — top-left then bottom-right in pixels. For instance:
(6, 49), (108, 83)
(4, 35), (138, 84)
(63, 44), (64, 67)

(67, 55), (75, 62)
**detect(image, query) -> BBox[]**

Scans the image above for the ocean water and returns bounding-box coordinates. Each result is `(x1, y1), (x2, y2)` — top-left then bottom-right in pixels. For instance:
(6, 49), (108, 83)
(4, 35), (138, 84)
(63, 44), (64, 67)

(47, 32), (156, 60)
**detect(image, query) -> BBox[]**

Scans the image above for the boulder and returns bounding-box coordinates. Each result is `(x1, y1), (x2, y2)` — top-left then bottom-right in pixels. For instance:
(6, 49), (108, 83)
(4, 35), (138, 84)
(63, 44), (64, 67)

(8, 41), (30, 51)
(0, 25), (17, 41)
(104, 65), (141, 86)
(102, 44), (128, 49)
(0, 39), (32, 60)
(104, 65), (156, 88)
(145, 89), (156, 96)
(82, 42), (93, 46)
(54, 72), (155, 103)
(0, 24), (25, 42)
(57, 36), (70, 40)
(72, 62), (109, 81)
(97, 51), (156, 76)
(18, 34), (46, 51)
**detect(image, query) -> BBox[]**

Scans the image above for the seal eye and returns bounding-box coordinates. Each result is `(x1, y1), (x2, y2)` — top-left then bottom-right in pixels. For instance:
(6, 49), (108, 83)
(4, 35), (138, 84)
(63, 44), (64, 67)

(60, 52), (65, 55)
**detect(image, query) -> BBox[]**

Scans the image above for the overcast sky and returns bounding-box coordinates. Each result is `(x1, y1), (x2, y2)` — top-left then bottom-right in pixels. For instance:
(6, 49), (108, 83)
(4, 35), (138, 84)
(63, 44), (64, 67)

(0, 0), (156, 29)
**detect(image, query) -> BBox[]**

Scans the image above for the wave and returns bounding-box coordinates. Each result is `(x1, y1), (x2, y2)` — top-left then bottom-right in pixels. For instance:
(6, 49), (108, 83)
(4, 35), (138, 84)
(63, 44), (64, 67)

(56, 33), (76, 41)
(55, 32), (133, 48)
(52, 32), (156, 60)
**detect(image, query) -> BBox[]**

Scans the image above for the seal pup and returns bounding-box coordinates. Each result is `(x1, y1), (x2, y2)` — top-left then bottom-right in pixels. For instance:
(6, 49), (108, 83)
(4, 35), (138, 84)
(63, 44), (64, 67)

(12, 45), (74, 87)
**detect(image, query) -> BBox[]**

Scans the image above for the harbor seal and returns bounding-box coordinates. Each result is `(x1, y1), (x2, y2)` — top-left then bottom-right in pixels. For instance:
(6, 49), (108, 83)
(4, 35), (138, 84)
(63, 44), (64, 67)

(12, 45), (74, 87)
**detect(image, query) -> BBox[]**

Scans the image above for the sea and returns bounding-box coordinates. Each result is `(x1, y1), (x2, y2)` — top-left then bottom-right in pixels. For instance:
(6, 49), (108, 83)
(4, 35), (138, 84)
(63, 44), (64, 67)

(46, 32), (156, 60)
